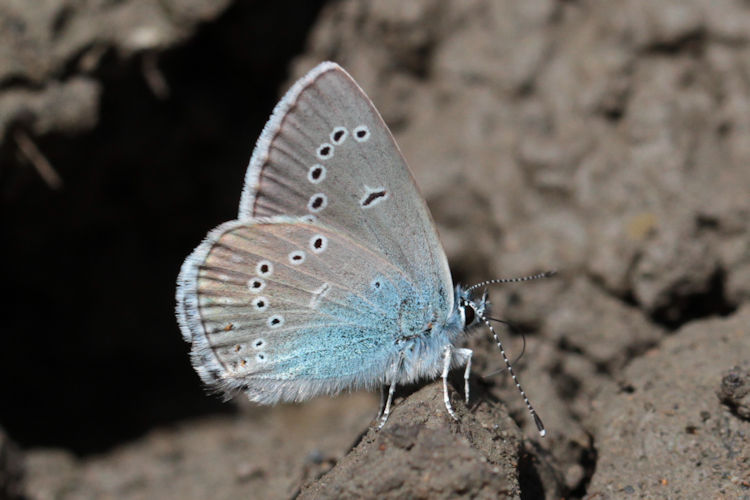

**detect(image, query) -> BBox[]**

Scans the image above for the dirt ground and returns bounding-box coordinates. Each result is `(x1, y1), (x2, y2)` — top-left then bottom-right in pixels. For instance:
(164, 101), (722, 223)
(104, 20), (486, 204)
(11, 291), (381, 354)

(2, 1), (749, 498)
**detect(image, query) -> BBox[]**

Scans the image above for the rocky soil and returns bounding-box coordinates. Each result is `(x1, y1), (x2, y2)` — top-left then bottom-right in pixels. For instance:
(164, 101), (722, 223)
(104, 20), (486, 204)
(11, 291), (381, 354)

(2, 0), (749, 498)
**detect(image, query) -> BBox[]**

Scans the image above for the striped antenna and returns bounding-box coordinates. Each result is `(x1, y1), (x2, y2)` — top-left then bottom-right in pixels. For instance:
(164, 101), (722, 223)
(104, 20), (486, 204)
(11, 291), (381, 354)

(482, 314), (546, 437)
(466, 270), (556, 294)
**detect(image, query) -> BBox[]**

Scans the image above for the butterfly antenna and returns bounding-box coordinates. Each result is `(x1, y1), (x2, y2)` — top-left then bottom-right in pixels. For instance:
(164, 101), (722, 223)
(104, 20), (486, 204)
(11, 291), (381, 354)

(481, 317), (527, 378)
(481, 313), (546, 437)
(466, 270), (556, 294)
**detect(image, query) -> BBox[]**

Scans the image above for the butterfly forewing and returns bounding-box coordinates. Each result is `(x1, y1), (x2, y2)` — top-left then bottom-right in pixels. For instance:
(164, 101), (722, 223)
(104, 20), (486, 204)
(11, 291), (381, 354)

(239, 63), (453, 314)
(183, 219), (440, 402)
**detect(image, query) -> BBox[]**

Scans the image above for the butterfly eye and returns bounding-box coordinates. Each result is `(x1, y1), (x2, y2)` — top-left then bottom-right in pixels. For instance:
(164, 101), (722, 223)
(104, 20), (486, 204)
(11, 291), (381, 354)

(462, 302), (476, 327)
(353, 125), (370, 142)
(330, 127), (348, 145)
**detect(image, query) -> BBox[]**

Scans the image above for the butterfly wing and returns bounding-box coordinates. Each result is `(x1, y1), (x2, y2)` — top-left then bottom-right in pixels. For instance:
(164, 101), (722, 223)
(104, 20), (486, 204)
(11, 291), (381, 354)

(177, 219), (438, 402)
(238, 62), (454, 313)
(178, 62), (458, 403)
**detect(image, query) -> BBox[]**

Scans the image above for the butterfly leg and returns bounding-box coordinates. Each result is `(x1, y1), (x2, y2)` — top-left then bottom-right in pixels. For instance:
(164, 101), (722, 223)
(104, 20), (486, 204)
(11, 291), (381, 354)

(453, 347), (473, 404)
(377, 352), (405, 429)
(377, 382), (397, 429)
(376, 385), (386, 419)
(442, 345), (459, 420)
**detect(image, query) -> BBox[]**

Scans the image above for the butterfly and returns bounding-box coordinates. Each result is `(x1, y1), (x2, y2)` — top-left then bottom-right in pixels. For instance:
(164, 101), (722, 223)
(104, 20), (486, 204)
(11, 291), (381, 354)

(176, 62), (546, 436)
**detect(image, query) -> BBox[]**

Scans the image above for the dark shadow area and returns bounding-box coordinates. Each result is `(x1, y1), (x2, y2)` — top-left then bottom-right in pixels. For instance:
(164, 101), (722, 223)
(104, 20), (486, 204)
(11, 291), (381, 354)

(518, 448), (546, 500)
(569, 434), (597, 498)
(0, 0), (326, 455)
(650, 268), (737, 330)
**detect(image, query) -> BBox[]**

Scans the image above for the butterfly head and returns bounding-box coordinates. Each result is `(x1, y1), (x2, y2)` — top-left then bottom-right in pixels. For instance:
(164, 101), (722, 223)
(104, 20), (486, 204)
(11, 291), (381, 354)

(456, 285), (488, 331)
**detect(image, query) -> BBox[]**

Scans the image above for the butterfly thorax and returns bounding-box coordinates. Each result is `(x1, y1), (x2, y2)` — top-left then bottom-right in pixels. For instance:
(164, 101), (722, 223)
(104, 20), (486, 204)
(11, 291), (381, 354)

(388, 285), (485, 386)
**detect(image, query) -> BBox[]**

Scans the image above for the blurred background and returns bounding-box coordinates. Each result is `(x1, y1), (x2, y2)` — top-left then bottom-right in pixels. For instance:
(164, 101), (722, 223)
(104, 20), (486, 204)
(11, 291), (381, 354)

(1, 1), (749, 498)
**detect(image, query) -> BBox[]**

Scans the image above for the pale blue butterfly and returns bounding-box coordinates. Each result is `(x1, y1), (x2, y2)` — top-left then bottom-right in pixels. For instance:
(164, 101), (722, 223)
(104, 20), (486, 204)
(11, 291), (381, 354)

(176, 62), (547, 436)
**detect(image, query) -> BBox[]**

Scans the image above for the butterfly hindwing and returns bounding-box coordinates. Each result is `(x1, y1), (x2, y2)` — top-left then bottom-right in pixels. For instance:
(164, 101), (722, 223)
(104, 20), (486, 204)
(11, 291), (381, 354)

(178, 218), (441, 403)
